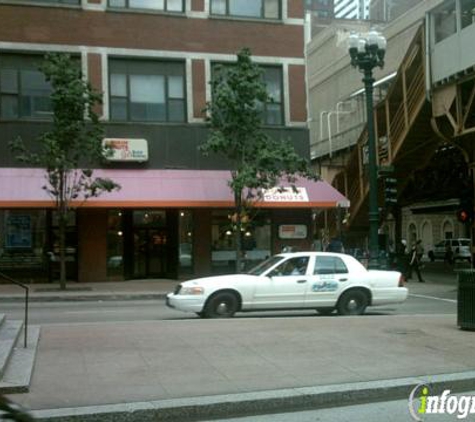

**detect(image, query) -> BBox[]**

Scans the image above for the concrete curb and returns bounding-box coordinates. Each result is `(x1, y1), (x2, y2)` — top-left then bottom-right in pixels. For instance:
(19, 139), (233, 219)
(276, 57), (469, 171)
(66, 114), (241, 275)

(31, 371), (475, 421)
(0, 294), (167, 303)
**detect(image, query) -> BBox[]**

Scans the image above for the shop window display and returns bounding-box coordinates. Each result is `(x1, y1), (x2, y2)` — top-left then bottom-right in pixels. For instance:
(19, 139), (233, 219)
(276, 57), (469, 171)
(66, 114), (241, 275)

(211, 209), (271, 273)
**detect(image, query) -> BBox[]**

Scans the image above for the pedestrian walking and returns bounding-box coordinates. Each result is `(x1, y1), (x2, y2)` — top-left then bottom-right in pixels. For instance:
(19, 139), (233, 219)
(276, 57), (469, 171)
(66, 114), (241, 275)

(397, 239), (410, 280)
(415, 239), (424, 262)
(444, 243), (454, 266)
(408, 241), (425, 283)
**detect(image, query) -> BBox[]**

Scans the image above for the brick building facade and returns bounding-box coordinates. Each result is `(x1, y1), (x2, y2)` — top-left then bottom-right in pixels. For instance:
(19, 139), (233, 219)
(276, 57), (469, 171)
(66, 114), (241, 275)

(0, 0), (347, 282)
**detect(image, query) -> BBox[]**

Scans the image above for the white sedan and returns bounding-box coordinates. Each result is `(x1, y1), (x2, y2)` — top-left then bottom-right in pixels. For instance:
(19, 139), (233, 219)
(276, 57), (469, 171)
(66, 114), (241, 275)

(166, 252), (408, 318)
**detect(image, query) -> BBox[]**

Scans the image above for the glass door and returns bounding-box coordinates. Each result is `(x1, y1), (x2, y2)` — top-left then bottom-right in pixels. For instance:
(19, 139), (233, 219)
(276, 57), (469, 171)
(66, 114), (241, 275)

(133, 228), (168, 278)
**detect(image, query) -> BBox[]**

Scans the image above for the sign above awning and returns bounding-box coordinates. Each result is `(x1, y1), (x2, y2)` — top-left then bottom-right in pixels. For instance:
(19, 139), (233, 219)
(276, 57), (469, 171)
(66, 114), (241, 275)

(262, 187), (309, 203)
(102, 138), (148, 162)
(0, 168), (350, 209)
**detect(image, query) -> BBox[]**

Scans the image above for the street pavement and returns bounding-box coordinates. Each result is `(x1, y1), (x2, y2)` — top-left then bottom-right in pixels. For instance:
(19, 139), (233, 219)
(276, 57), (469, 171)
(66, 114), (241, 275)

(1, 262), (475, 421)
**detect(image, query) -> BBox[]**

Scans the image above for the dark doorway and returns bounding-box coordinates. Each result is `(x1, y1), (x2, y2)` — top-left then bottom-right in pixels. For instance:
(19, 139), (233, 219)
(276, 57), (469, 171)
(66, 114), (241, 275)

(133, 228), (169, 278)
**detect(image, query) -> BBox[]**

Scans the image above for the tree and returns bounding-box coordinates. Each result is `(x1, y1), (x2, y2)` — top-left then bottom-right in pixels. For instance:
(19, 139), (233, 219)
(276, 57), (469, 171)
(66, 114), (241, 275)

(201, 48), (317, 272)
(10, 53), (120, 290)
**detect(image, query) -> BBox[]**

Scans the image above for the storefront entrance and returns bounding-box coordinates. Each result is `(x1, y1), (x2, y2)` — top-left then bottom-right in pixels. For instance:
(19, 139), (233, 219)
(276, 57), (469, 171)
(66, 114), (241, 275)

(133, 228), (168, 278)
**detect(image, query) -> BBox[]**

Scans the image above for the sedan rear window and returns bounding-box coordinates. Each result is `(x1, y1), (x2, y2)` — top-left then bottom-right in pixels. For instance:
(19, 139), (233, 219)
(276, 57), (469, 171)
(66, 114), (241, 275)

(314, 256), (348, 275)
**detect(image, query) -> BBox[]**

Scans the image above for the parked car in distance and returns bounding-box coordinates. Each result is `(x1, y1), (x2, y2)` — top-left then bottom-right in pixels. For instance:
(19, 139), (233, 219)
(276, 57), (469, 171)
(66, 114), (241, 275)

(166, 252), (408, 318)
(428, 238), (471, 262)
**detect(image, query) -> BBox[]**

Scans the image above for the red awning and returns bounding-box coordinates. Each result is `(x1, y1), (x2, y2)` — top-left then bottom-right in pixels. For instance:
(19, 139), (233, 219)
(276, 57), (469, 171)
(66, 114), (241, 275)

(0, 168), (349, 209)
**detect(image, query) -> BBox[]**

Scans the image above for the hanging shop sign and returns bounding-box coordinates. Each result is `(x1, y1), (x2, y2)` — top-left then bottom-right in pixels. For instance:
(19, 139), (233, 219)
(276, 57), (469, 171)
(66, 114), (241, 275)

(262, 187), (309, 202)
(102, 138), (149, 162)
(278, 224), (308, 239)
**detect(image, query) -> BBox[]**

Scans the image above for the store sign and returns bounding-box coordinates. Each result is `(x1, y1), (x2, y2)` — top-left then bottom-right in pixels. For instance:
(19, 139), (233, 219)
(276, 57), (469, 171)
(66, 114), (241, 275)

(262, 187), (309, 202)
(278, 224), (308, 239)
(102, 138), (149, 162)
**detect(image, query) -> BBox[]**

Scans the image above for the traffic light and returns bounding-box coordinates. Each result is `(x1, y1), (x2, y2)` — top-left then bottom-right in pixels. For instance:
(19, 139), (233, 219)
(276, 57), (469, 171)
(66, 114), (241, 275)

(457, 195), (474, 223)
(456, 209), (471, 223)
(384, 177), (398, 207)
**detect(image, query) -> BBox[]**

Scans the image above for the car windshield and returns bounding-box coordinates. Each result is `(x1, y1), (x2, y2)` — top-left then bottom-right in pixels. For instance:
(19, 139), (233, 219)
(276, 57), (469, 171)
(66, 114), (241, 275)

(461, 240), (470, 246)
(247, 255), (285, 276)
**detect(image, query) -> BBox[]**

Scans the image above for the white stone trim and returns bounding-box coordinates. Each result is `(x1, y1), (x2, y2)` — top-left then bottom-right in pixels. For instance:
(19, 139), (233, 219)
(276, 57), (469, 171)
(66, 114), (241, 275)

(283, 18), (304, 26)
(0, 42), (305, 66)
(204, 59), (212, 105)
(283, 62), (290, 126)
(186, 0), (208, 18)
(82, 0), (106, 11)
(101, 52), (109, 121)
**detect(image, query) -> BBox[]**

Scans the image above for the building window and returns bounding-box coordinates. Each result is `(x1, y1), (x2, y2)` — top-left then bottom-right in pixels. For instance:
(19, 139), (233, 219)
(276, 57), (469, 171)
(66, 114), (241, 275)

(179, 210), (193, 273)
(262, 67), (283, 125)
(109, 0), (184, 12)
(107, 210), (124, 279)
(212, 64), (283, 126)
(211, 209), (271, 274)
(433, 0), (457, 43)
(461, 0), (475, 30)
(18, 0), (79, 4)
(0, 55), (52, 120)
(109, 59), (186, 122)
(211, 0), (280, 19)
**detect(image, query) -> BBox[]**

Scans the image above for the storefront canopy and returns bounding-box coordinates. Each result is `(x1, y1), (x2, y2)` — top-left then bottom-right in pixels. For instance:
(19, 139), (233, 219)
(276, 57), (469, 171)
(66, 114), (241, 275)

(0, 168), (349, 209)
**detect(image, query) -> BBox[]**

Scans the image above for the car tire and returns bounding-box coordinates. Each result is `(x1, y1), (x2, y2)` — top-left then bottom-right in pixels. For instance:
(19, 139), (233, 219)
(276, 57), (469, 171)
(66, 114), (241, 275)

(203, 291), (239, 318)
(337, 290), (368, 316)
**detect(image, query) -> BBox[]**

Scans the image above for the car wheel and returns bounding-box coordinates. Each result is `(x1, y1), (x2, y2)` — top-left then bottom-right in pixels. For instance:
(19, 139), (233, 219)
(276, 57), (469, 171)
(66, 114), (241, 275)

(337, 290), (368, 316)
(316, 307), (335, 316)
(204, 291), (239, 318)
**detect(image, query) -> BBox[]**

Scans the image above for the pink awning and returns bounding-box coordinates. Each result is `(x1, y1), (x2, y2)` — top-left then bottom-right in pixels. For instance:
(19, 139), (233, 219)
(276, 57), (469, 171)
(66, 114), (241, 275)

(0, 168), (349, 209)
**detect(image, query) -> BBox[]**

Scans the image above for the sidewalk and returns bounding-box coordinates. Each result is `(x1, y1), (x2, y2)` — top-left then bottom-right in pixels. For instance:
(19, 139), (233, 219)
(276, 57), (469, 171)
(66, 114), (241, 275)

(6, 313), (475, 421)
(0, 279), (178, 302)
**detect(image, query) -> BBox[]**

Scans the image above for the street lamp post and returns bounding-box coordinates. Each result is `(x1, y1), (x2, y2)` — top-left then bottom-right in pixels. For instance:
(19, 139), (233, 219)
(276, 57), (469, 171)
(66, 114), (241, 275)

(348, 29), (387, 269)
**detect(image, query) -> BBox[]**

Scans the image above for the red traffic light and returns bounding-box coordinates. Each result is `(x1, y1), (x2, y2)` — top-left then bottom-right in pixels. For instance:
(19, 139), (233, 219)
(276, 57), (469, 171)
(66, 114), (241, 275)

(457, 209), (471, 223)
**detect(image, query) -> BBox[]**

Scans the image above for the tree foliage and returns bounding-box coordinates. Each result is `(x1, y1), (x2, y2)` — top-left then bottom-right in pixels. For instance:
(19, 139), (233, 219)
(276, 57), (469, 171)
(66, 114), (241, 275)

(201, 48), (317, 271)
(10, 53), (120, 289)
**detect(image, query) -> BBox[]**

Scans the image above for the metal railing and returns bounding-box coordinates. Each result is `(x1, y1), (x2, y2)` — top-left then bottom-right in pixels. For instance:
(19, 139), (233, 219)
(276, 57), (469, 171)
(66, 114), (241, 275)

(0, 271), (29, 348)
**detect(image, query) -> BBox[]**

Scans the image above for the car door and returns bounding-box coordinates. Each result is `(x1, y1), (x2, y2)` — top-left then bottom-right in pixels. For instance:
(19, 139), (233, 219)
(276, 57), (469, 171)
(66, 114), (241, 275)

(304, 255), (349, 308)
(251, 256), (310, 309)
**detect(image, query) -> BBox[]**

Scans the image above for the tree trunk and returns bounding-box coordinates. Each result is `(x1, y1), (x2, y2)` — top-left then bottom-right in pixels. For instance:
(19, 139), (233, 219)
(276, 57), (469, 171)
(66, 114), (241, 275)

(234, 191), (243, 273)
(58, 171), (67, 290)
(58, 209), (67, 290)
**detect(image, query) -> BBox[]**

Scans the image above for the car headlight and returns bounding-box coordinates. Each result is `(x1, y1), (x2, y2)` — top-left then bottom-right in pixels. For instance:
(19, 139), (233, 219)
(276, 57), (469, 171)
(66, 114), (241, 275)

(180, 286), (205, 295)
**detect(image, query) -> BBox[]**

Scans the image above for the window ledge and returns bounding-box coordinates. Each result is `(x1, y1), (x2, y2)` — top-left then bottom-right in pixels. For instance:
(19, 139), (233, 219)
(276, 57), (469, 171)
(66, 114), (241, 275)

(208, 14), (283, 25)
(106, 6), (186, 17)
(0, 117), (53, 122)
(0, 0), (80, 9)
